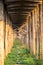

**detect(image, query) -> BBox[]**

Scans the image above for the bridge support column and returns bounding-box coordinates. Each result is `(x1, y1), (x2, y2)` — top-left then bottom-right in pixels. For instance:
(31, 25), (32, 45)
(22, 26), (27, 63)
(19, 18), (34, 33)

(26, 18), (29, 48)
(0, 1), (4, 65)
(34, 6), (40, 59)
(32, 10), (36, 55)
(5, 15), (14, 56)
(39, 3), (43, 59)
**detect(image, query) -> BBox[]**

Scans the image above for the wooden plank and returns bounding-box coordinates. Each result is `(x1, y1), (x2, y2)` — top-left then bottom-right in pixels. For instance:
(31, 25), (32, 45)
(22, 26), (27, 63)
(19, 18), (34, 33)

(6, 1), (39, 6)
(7, 9), (33, 12)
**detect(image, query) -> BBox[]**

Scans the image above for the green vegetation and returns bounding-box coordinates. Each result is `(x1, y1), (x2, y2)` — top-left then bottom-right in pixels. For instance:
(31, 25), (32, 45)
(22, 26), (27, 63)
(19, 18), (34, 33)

(36, 60), (43, 65)
(4, 39), (43, 65)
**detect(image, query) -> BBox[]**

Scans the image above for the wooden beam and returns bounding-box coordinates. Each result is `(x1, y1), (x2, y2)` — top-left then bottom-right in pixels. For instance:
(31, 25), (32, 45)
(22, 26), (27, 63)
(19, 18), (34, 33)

(7, 7), (34, 10)
(6, 1), (39, 6)
(7, 6), (35, 9)
(7, 4), (21, 7)
(7, 4), (37, 8)
(8, 12), (28, 15)
(5, 0), (39, 3)
(8, 12), (29, 16)
(7, 8), (33, 12)
(5, 0), (39, 2)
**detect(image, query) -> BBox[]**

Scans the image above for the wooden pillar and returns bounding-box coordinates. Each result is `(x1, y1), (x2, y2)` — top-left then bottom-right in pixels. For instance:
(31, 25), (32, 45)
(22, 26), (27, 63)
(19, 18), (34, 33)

(5, 15), (9, 56)
(5, 14), (14, 56)
(35, 5), (40, 59)
(28, 16), (30, 49)
(29, 13), (33, 53)
(32, 10), (36, 55)
(39, 2), (43, 59)
(8, 22), (13, 53)
(26, 17), (29, 48)
(30, 12), (34, 53)
(0, 1), (4, 65)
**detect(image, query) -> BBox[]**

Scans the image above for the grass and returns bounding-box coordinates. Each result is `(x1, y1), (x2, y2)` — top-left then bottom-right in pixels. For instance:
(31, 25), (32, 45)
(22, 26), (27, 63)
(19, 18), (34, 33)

(4, 39), (43, 65)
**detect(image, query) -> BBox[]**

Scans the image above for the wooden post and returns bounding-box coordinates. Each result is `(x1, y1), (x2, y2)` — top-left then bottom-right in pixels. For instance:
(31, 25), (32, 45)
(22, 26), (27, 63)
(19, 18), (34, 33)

(39, 2), (43, 59)
(0, 1), (4, 65)
(29, 13), (31, 53)
(4, 16), (7, 56)
(5, 14), (14, 56)
(35, 5), (40, 59)
(26, 17), (29, 48)
(32, 10), (36, 55)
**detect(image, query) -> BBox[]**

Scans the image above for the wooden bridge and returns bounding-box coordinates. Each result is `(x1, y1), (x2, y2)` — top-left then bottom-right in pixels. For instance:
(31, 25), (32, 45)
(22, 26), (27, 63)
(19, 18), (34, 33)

(0, 0), (43, 65)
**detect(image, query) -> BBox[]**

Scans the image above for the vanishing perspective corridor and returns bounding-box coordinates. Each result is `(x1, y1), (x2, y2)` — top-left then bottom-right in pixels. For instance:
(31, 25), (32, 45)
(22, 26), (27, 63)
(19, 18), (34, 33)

(0, 0), (43, 65)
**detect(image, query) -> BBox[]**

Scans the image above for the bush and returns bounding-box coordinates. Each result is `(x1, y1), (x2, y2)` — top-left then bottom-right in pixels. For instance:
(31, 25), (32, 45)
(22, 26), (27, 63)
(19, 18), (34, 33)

(4, 39), (37, 65)
(36, 60), (43, 65)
